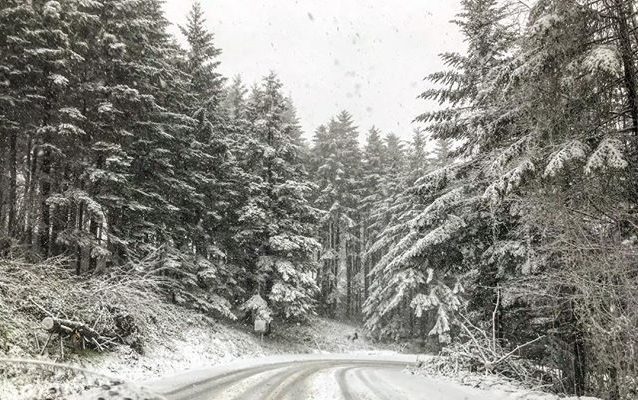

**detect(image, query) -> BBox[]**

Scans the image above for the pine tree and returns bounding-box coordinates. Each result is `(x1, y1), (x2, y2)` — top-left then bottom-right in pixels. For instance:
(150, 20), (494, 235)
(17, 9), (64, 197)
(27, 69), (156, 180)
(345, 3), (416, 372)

(359, 127), (387, 302)
(309, 111), (363, 317)
(177, 1), (238, 260)
(407, 129), (429, 179)
(179, 1), (224, 116)
(364, 0), (516, 343)
(480, 2), (638, 396)
(416, 0), (516, 153)
(238, 74), (320, 321)
(0, 1), (39, 242)
(223, 75), (249, 122)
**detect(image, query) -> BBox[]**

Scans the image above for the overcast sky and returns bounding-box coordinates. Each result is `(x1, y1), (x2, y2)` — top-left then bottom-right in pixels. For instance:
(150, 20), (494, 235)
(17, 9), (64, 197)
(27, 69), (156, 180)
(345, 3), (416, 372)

(162, 0), (465, 142)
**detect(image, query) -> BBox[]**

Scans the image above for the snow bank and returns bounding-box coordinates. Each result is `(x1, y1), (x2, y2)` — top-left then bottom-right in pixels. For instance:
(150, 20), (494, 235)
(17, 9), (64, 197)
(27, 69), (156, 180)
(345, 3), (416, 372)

(409, 360), (603, 400)
(1, 295), (387, 400)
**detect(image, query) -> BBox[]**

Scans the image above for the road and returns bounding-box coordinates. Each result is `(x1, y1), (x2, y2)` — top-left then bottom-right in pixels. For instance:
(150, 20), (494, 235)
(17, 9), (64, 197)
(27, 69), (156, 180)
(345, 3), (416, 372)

(147, 354), (513, 400)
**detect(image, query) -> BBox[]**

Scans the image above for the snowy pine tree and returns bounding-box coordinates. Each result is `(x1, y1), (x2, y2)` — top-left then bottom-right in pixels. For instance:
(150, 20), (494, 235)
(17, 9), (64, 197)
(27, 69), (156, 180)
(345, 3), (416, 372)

(237, 74), (320, 320)
(309, 111), (363, 316)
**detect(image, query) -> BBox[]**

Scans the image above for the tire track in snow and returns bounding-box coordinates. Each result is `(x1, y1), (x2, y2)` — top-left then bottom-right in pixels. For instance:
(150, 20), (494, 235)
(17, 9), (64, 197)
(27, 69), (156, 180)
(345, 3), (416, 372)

(353, 367), (396, 400)
(261, 361), (336, 400)
(336, 366), (358, 400)
(164, 363), (292, 400)
(163, 359), (411, 400)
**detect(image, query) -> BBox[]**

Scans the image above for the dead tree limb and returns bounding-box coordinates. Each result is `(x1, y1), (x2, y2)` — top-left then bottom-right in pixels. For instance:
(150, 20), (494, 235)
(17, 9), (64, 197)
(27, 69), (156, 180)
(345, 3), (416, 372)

(41, 317), (114, 351)
(40, 333), (52, 356)
(492, 284), (500, 352)
(485, 335), (546, 367)
(41, 317), (100, 339)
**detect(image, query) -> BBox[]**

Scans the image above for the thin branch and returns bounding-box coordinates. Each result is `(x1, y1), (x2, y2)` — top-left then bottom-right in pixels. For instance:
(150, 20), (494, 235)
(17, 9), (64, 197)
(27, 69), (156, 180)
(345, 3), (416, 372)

(486, 335), (546, 367)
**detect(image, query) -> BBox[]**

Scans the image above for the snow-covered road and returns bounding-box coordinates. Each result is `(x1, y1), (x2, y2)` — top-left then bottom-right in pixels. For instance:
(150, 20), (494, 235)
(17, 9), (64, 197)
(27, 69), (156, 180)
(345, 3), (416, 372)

(147, 353), (513, 400)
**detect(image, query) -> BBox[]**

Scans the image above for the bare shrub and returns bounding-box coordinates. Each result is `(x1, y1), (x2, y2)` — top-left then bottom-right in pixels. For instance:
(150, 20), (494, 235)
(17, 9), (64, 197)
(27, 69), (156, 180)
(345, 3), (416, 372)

(518, 189), (638, 399)
(415, 312), (548, 391)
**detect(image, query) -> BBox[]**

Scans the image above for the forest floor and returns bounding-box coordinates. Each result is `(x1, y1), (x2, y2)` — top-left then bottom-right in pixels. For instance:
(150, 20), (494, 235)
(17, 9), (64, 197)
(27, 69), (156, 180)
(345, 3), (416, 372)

(0, 259), (599, 400)
(0, 257), (395, 399)
(85, 313), (390, 382)
(1, 299), (391, 399)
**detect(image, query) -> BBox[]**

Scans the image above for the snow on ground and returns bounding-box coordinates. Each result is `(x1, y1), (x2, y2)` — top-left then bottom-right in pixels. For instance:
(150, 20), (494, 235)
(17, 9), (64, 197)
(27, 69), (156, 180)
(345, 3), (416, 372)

(146, 352), (594, 400)
(1, 297), (598, 400)
(0, 258), (386, 399)
(0, 306), (391, 399)
(90, 313), (389, 382)
(408, 358), (602, 400)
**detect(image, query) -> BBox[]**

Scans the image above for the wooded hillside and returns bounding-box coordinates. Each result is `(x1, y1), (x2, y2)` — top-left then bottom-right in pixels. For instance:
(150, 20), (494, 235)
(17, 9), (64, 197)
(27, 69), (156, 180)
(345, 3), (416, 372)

(1, 1), (636, 399)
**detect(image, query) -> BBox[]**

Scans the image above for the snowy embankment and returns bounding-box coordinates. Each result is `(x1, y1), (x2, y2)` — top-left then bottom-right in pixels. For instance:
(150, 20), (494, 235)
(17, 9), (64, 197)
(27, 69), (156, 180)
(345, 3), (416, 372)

(0, 257), (386, 399)
(1, 310), (381, 399)
(86, 313), (384, 382)
(409, 356), (601, 400)
(0, 259), (600, 400)
(2, 307), (378, 399)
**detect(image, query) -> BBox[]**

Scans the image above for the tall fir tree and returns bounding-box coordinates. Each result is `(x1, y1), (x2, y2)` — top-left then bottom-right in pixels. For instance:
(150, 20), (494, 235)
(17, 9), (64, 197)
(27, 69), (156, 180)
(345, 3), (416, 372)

(237, 74), (320, 321)
(310, 111), (363, 317)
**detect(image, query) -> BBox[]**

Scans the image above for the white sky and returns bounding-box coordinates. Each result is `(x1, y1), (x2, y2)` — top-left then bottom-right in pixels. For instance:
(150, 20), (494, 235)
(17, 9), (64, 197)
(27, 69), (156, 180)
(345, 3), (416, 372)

(162, 0), (465, 141)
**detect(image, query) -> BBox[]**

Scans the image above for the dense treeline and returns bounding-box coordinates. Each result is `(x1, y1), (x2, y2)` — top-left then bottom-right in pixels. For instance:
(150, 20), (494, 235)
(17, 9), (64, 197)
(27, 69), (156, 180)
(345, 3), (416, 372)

(307, 112), (434, 319)
(0, 0), (319, 322)
(1, 0), (637, 399)
(351, 1), (637, 399)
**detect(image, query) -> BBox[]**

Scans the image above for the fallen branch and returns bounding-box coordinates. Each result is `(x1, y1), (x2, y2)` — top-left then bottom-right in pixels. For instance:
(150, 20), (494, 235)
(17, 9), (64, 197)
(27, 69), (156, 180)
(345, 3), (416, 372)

(28, 297), (54, 318)
(41, 317), (115, 351)
(485, 335), (546, 367)
(457, 314), (491, 365)
(40, 334), (52, 356)
(441, 313), (549, 387)
(42, 317), (100, 339)
(492, 284), (500, 352)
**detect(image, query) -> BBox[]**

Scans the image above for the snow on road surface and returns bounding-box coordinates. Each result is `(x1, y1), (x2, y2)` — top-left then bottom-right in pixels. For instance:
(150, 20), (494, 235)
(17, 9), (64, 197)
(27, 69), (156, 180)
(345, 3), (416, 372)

(145, 353), (514, 400)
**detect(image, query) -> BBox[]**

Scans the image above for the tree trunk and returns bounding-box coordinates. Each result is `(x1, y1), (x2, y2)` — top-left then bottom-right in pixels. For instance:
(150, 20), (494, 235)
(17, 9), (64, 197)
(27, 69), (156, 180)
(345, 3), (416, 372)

(89, 217), (98, 270)
(346, 245), (352, 318)
(48, 165), (60, 257)
(568, 297), (587, 396)
(7, 131), (17, 237)
(337, 223), (346, 316)
(363, 226), (369, 302)
(76, 202), (84, 275)
(573, 333), (587, 396)
(0, 135), (5, 236)
(27, 142), (39, 250)
(613, 0), (638, 137)
(41, 317), (100, 338)
(608, 366), (620, 400)
(39, 149), (51, 257)
(409, 288), (414, 337)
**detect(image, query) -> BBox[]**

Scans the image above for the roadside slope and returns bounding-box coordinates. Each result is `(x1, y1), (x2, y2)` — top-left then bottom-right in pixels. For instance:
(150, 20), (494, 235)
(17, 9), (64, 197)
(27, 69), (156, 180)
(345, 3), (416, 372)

(0, 256), (382, 400)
